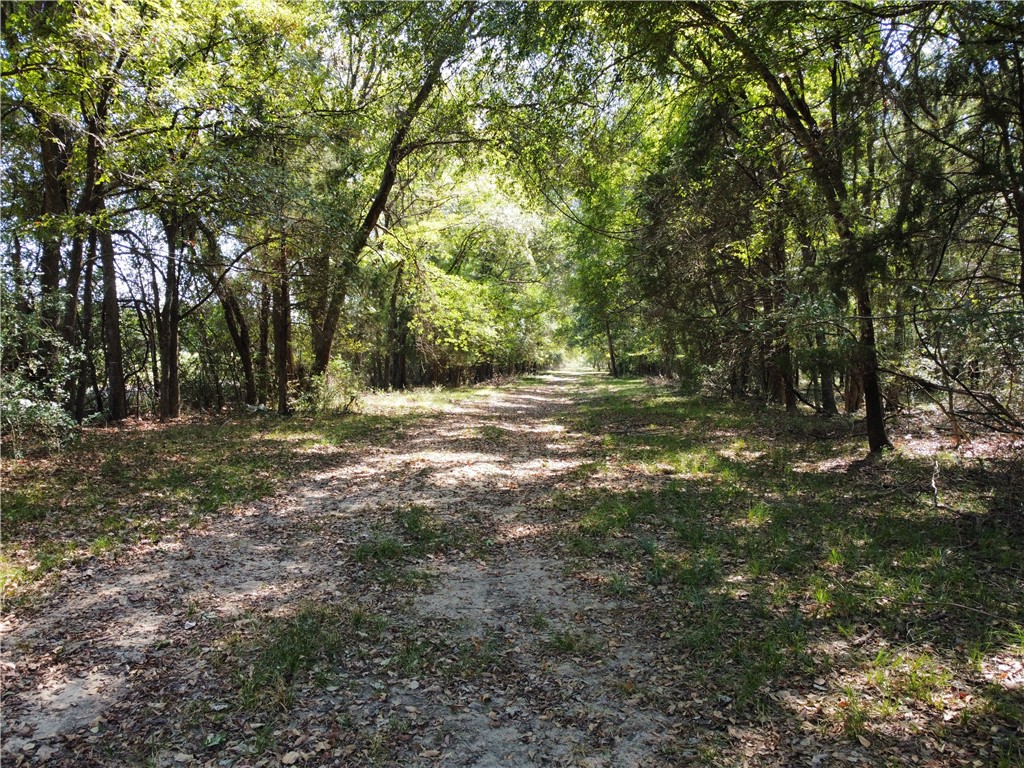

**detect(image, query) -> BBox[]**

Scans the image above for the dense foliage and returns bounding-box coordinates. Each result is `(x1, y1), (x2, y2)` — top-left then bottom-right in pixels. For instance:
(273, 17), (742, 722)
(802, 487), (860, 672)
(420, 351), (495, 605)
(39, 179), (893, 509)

(3, 1), (1022, 453)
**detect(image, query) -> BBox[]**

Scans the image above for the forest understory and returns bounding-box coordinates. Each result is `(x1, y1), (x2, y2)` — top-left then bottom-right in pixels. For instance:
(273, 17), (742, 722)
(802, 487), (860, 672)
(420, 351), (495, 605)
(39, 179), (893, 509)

(2, 372), (1022, 768)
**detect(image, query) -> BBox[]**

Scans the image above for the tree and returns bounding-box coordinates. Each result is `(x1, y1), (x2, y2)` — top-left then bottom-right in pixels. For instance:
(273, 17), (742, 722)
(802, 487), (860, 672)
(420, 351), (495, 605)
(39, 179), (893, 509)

(304, 1), (480, 377)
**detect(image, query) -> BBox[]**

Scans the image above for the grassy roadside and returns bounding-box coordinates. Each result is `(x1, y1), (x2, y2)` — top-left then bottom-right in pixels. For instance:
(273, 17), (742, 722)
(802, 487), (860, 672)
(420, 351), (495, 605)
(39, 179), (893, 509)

(555, 376), (1024, 764)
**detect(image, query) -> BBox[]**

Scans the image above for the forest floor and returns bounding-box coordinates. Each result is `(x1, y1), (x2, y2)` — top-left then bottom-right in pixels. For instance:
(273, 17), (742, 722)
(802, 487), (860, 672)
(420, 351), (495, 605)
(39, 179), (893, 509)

(2, 371), (1023, 767)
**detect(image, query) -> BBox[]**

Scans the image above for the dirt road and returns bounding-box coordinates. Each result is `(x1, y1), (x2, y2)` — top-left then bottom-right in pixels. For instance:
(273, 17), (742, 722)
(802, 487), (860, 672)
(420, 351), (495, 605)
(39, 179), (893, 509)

(2, 373), (681, 767)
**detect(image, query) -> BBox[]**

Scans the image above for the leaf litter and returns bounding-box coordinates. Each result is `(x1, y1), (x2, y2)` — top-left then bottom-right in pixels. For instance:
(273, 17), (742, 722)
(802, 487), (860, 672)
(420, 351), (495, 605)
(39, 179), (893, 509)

(2, 371), (1021, 767)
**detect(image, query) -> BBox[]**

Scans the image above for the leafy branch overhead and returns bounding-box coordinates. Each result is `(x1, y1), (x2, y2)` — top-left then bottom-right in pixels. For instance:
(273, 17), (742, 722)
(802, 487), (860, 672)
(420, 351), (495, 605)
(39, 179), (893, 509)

(2, 1), (1023, 444)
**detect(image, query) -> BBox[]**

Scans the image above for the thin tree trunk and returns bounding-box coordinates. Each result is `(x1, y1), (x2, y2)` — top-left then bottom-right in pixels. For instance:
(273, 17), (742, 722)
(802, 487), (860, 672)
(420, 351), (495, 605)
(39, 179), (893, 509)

(159, 217), (181, 419)
(258, 282), (271, 405)
(198, 226), (258, 406)
(74, 232), (98, 423)
(98, 220), (128, 421)
(816, 328), (838, 415)
(9, 235), (33, 316)
(387, 261), (406, 389)
(274, 245), (292, 416)
(137, 295), (159, 416)
(605, 319), (619, 378)
(221, 290), (257, 406)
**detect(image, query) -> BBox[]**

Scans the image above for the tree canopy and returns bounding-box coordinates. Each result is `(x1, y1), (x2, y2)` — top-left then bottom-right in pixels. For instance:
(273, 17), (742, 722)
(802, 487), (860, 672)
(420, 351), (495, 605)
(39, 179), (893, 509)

(3, 0), (1022, 453)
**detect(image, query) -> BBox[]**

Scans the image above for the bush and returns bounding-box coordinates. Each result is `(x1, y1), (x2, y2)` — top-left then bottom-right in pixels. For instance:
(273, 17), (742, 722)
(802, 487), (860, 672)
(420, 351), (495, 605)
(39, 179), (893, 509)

(0, 296), (80, 456)
(293, 358), (362, 414)
(1, 374), (78, 457)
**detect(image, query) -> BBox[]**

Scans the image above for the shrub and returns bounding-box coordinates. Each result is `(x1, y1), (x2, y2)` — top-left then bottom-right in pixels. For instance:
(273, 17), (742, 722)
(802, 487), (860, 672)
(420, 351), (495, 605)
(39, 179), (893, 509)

(293, 357), (362, 414)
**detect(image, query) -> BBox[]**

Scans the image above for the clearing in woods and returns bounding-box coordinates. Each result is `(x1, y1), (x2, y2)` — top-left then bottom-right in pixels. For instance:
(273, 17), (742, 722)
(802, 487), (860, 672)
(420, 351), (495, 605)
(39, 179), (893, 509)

(1, 371), (1022, 767)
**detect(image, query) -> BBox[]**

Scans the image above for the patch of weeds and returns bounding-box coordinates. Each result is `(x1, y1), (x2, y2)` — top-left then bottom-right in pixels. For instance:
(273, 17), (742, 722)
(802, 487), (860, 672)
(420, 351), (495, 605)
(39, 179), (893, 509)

(604, 572), (631, 597)
(564, 532), (605, 558)
(231, 603), (349, 713)
(88, 534), (120, 557)
(995, 740), (1024, 768)
(2, 539), (80, 597)
(811, 578), (832, 612)
(830, 587), (863, 618)
(354, 535), (405, 563)
(868, 649), (952, 708)
(395, 504), (436, 542)
(350, 606), (387, 640)
(393, 636), (429, 675)
(476, 424), (507, 441)
(747, 501), (772, 525)
(0, 489), (48, 530)
(397, 568), (436, 590)
(966, 642), (990, 674)
(580, 498), (639, 537)
(637, 535), (659, 556)
(673, 449), (722, 477)
(448, 631), (507, 678)
(526, 611), (550, 631)
(566, 460), (609, 482)
(748, 557), (770, 578)
(1005, 623), (1024, 653)
(547, 629), (602, 658)
(670, 596), (737, 675)
(644, 546), (720, 589)
(840, 685), (870, 737)
(394, 504), (465, 556)
(646, 553), (669, 586)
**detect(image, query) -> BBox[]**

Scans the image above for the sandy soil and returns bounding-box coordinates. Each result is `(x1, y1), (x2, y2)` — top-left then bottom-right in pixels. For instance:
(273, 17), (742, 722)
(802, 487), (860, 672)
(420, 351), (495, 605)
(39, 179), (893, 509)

(2, 372), (681, 767)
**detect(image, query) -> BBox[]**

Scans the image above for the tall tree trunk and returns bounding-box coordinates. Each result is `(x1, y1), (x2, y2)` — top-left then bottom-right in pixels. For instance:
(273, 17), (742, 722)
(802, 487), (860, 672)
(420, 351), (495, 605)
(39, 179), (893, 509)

(274, 245), (292, 416)
(61, 232), (86, 414)
(98, 220), (128, 421)
(605, 319), (619, 377)
(159, 217), (181, 419)
(387, 261), (406, 390)
(258, 282), (271, 406)
(797, 223), (839, 415)
(9, 235), (32, 316)
(37, 116), (69, 330)
(220, 289), (257, 406)
(63, 233), (84, 340)
(74, 232), (98, 423)
(133, 292), (159, 416)
(852, 270), (892, 451)
(816, 328), (838, 415)
(764, 215), (796, 409)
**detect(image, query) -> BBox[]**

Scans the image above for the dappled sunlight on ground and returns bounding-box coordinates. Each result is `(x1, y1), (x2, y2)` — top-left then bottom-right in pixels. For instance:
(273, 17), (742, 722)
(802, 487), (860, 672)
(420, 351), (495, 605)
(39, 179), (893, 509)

(493, 521), (563, 544)
(3, 371), (1021, 767)
(983, 653), (1024, 690)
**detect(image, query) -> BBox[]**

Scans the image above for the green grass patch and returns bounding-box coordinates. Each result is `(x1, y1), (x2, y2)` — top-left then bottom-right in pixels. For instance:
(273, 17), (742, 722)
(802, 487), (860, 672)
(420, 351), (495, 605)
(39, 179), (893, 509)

(556, 374), (1024, 753)
(547, 629), (602, 658)
(355, 505), (470, 572)
(394, 504), (466, 555)
(354, 535), (406, 563)
(231, 603), (352, 713)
